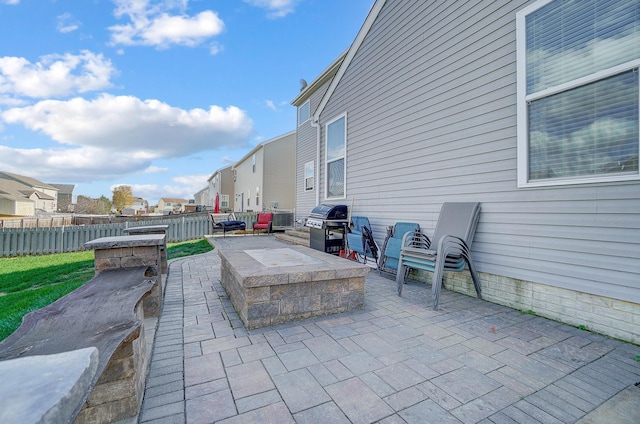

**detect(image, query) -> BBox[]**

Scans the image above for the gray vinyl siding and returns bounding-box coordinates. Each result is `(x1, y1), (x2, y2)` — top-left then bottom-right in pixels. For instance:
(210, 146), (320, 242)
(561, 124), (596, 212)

(295, 82), (332, 221)
(317, 0), (640, 302)
(264, 133), (295, 210)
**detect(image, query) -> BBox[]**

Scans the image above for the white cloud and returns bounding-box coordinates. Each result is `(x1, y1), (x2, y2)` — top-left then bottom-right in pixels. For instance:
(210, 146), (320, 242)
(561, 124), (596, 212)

(143, 165), (168, 174)
(0, 145), (154, 181)
(0, 95), (27, 106)
(109, 0), (224, 49)
(244, 0), (297, 18)
(128, 177), (206, 203)
(0, 51), (116, 98)
(57, 12), (80, 33)
(209, 42), (223, 55)
(0, 94), (253, 181)
(265, 100), (276, 111)
(1, 94), (253, 155)
(1, 0), (20, 5)
(172, 173), (209, 191)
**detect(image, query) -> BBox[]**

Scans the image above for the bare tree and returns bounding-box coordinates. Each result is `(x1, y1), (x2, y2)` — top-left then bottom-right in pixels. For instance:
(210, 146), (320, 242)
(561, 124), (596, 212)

(75, 195), (112, 215)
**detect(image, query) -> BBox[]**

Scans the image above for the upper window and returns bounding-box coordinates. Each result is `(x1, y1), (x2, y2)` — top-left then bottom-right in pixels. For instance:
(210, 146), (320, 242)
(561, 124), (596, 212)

(325, 114), (346, 199)
(517, 0), (639, 187)
(220, 194), (229, 208)
(252, 154), (256, 173)
(304, 161), (314, 191)
(298, 101), (310, 126)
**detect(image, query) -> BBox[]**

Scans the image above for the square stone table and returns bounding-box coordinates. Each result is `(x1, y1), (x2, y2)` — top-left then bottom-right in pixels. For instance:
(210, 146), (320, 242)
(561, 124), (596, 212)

(218, 246), (370, 329)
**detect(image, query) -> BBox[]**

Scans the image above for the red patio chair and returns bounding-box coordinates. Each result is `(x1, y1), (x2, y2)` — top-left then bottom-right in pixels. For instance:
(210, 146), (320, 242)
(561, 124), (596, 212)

(253, 213), (273, 235)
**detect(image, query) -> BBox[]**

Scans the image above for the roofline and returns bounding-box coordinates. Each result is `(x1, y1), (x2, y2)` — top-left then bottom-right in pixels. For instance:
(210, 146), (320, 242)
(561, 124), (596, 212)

(0, 171), (59, 191)
(290, 49), (348, 107)
(313, 0), (386, 122)
(207, 164), (234, 182)
(231, 130), (295, 169)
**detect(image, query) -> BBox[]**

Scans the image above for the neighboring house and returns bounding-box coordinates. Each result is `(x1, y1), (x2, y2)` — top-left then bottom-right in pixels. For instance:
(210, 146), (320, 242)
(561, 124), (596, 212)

(194, 186), (210, 208)
(293, 0), (640, 343)
(0, 171), (58, 216)
(207, 165), (234, 213)
(49, 184), (74, 213)
(156, 198), (189, 214)
(232, 131), (295, 213)
(131, 197), (149, 214)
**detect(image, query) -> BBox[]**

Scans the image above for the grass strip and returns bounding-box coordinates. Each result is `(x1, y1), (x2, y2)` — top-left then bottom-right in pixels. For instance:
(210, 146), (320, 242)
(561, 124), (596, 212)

(0, 238), (213, 341)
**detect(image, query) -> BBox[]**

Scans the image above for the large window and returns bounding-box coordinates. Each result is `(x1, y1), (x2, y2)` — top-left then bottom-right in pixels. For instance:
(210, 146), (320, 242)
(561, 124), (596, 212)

(298, 101), (310, 126)
(220, 194), (229, 208)
(517, 0), (640, 187)
(304, 161), (314, 191)
(325, 114), (346, 198)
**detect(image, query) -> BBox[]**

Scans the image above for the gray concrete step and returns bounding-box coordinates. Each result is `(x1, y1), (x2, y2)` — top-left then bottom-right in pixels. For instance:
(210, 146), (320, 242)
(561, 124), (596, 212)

(274, 231), (309, 247)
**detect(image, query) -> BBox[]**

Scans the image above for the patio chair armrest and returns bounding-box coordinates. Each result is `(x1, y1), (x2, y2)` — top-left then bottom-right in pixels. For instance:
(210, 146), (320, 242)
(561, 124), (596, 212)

(401, 230), (431, 249)
(437, 234), (471, 257)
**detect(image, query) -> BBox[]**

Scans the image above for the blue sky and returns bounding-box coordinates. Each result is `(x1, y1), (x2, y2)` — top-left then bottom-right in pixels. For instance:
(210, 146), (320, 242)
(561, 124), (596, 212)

(0, 0), (373, 205)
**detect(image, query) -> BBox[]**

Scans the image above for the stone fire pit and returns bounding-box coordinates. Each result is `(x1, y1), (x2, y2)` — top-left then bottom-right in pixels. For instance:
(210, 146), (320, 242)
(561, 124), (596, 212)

(218, 246), (370, 329)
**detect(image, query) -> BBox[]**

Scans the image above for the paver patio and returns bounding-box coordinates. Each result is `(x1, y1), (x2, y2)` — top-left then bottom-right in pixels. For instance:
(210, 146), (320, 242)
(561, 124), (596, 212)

(139, 235), (640, 424)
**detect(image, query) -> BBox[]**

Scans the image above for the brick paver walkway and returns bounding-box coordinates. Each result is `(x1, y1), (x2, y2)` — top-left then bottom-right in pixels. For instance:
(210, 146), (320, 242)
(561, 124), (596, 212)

(139, 237), (640, 424)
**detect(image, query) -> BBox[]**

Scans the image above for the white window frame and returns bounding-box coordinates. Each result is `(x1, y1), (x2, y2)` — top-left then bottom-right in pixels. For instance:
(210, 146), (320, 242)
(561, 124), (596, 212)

(325, 113), (347, 200)
(298, 100), (310, 126)
(516, 0), (640, 188)
(304, 161), (314, 191)
(220, 194), (229, 208)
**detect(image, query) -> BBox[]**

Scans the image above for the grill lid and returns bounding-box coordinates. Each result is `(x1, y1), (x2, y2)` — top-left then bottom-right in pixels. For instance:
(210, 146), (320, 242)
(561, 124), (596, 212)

(308, 204), (348, 220)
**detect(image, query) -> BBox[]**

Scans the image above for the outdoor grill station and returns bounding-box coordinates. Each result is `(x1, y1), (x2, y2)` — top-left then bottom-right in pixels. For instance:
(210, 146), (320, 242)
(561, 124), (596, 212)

(305, 204), (349, 255)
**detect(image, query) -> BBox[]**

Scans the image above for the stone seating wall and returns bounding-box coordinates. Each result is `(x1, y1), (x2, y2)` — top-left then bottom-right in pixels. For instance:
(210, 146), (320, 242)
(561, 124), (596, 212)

(0, 232), (167, 424)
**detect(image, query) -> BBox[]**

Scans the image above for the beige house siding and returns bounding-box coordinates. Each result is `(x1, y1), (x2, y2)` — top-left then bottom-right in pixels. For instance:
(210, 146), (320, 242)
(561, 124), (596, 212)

(207, 165), (235, 212)
(263, 132), (295, 211)
(233, 132), (295, 213)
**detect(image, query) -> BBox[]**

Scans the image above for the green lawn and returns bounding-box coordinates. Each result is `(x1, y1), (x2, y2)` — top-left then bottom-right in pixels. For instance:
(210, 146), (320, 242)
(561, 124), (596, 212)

(0, 238), (213, 341)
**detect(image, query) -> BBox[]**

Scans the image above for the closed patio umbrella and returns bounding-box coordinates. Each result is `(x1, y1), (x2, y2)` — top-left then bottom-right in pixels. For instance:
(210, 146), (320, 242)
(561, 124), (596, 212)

(214, 193), (220, 214)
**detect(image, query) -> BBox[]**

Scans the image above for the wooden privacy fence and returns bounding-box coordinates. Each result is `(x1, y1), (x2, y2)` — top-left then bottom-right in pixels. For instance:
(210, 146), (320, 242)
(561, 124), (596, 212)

(0, 214), (233, 258)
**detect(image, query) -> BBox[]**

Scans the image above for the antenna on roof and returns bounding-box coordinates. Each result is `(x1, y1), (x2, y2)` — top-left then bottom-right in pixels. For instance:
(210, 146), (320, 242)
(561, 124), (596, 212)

(299, 79), (308, 91)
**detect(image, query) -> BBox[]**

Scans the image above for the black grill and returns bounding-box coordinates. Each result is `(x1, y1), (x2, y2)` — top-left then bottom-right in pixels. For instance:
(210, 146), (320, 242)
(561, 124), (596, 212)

(306, 204), (348, 255)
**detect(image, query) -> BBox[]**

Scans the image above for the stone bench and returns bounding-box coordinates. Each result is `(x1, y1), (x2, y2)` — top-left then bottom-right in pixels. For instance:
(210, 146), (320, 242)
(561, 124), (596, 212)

(219, 246), (370, 329)
(0, 233), (166, 423)
(84, 234), (166, 317)
(0, 266), (156, 423)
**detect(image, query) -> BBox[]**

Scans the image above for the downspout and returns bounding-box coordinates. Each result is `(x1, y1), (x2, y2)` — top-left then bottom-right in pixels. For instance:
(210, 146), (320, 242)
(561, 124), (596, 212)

(310, 118), (321, 207)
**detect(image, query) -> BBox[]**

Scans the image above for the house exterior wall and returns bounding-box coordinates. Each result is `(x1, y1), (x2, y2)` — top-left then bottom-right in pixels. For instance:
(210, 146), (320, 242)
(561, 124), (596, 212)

(220, 166), (234, 211)
(157, 199), (187, 213)
(15, 200), (34, 216)
(311, 0), (640, 342)
(294, 79), (336, 222)
(234, 148), (264, 213)
(194, 188), (209, 207)
(0, 198), (12, 215)
(263, 132), (295, 211)
(208, 166), (235, 212)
